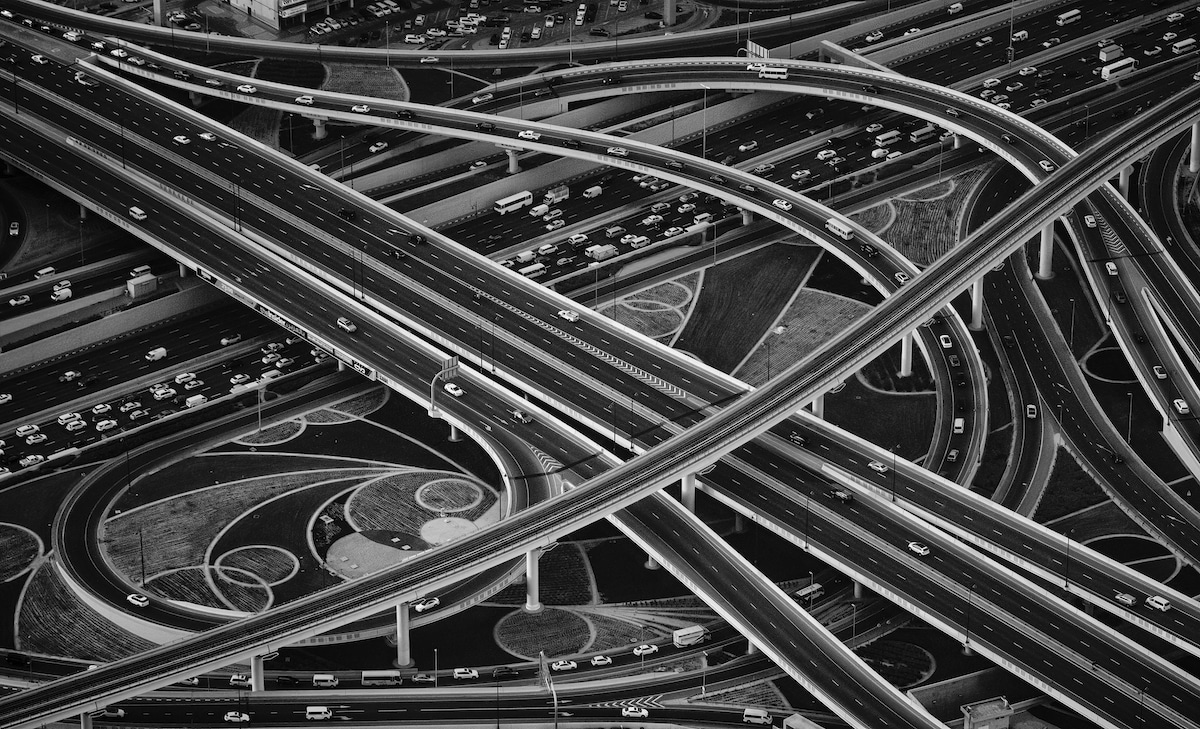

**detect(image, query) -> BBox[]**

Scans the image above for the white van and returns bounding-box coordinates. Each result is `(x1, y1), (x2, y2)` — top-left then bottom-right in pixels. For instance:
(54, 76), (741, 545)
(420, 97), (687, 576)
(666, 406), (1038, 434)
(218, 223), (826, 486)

(742, 708), (772, 725)
(583, 185), (603, 198)
(693, 213), (713, 225)
(336, 317), (357, 333)
(35, 266), (57, 279)
(516, 250), (537, 263)
(948, 2), (962, 13)
(1145, 595), (1171, 611)
(305, 707), (333, 720)
(312, 674), (339, 688)
(57, 412), (82, 426)
(605, 226), (626, 239)
(229, 674), (252, 688)
(129, 265), (152, 278)
(952, 417), (965, 434)
(145, 347), (167, 361)
(528, 203), (550, 218)
(185, 395), (208, 408)
(519, 263), (547, 278)
(128, 206), (147, 220)
(1011, 30), (1028, 41)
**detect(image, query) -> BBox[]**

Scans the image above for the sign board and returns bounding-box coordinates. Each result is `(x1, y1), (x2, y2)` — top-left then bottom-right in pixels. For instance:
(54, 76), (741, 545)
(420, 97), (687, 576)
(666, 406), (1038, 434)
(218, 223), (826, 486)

(744, 40), (769, 59)
(279, 4), (308, 17)
(441, 356), (459, 380)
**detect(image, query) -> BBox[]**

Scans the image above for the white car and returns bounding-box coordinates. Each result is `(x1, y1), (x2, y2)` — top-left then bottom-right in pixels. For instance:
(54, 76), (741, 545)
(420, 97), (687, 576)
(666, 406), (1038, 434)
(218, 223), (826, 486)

(26, 433), (47, 445)
(236, 84), (257, 94)
(1038, 160), (1055, 172)
(738, 140), (758, 152)
(1174, 398), (1190, 415)
(622, 708), (649, 718)
(633, 644), (658, 657)
(0, 393), (11, 404)
(1019, 66), (1037, 76)
(772, 199), (793, 211)
(894, 272), (911, 285)
(1153, 365), (1167, 380)
(557, 309), (580, 322)
(444, 383), (465, 397)
(518, 130), (542, 141)
(420, 56), (440, 64)
(369, 141), (389, 154)
(868, 461), (888, 473)
(262, 353), (280, 364)
(545, 219), (565, 231)
(223, 712), (250, 723)
(110, 48), (129, 58)
(199, 132), (217, 141)
(30, 55), (50, 65)
(982, 77), (1000, 88)
(9, 295), (30, 306)
(590, 655), (612, 666)
(126, 593), (150, 607)
(96, 418), (119, 432)
(19, 455), (45, 468)
(790, 169), (811, 181)
(939, 335), (953, 349)
(865, 31), (883, 42)
(92, 403), (112, 415)
(66, 420), (87, 433)
(551, 660), (577, 671)
(351, 104), (371, 113)
(907, 541), (930, 556)
(1083, 215), (1097, 228)
(153, 388), (177, 401)
(172, 135), (191, 145)
(119, 401), (141, 412)
(413, 597), (441, 612)
(663, 226), (686, 237)
(295, 95), (315, 105)
(677, 203), (695, 214)
(606, 147), (629, 157)
(230, 374), (251, 385)
(453, 668), (479, 680)
(866, 123), (883, 133)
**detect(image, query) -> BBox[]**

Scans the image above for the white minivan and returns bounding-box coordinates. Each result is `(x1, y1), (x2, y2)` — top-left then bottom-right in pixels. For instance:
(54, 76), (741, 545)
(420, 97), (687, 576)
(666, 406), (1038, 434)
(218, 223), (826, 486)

(306, 707), (333, 720)
(742, 709), (772, 725)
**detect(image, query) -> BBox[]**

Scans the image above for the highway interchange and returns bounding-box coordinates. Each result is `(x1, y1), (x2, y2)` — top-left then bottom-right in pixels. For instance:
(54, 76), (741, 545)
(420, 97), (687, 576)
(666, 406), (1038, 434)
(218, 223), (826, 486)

(2, 1), (1200, 728)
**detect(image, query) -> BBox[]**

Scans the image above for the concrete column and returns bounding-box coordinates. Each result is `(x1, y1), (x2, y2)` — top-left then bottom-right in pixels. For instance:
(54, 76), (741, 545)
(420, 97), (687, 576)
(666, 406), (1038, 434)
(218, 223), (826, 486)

(970, 278), (984, 331)
(1191, 121), (1200, 173)
(811, 392), (824, 419)
(961, 643), (975, 657)
(506, 149), (520, 174)
(313, 117), (327, 140)
(663, 0), (676, 26)
(1118, 165), (1132, 198)
(189, 91), (202, 106)
(680, 472), (696, 513)
(1036, 225), (1054, 280)
(395, 603), (412, 666)
(953, 133), (964, 149)
(525, 550), (543, 612)
(733, 512), (746, 533)
(448, 424), (462, 442)
(337, 360), (346, 372)
(178, 262), (189, 277)
(899, 332), (913, 378)
(741, 209), (753, 225)
(746, 640), (758, 655)
(853, 581), (864, 600)
(250, 654), (264, 692)
(80, 713), (93, 729)
(645, 554), (660, 570)
(78, 204), (88, 219)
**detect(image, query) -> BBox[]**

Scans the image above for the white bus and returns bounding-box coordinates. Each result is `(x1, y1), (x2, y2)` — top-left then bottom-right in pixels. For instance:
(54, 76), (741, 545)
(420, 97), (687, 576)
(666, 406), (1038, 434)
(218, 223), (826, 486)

(757, 66), (789, 80)
(494, 190), (533, 214)
(874, 130), (902, 147)
(909, 124), (938, 143)
(794, 583), (824, 601)
(361, 670), (403, 686)
(1055, 9), (1080, 26)
(1172, 38), (1197, 54)
(825, 217), (855, 240)
(1100, 57), (1137, 80)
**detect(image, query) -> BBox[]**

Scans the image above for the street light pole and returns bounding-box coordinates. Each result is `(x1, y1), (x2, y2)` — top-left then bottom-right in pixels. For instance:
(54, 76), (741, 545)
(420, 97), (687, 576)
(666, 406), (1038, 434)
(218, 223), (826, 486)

(1068, 298), (1075, 350)
(700, 651), (708, 697)
(434, 648), (439, 688)
(701, 84), (709, 161)
(1126, 392), (1134, 444)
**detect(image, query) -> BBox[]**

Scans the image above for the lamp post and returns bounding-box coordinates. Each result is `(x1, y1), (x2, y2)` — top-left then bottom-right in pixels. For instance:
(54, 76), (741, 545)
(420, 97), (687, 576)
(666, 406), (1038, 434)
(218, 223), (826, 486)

(700, 84), (710, 160)
(1064, 530), (1071, 587)
(700, 651), (708, 697)
(963, 583), (974, 649)
(1068, 297), (1075, 350)
(1126, 392), (1134, 444)
(434, 648), (439, 688)
(890, 445), (898, 501)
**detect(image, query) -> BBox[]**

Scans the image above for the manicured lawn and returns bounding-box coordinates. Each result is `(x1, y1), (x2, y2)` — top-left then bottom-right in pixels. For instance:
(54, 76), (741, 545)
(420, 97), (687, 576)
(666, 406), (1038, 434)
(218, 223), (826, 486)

(1033, 448), (1109, 523)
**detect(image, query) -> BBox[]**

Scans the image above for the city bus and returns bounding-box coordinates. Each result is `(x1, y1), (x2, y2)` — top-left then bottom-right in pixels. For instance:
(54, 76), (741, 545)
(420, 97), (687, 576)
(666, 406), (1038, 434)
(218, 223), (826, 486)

(909, 123), (938, 143)
(757, 66), (789, 80)
(1172, 38), (1197, 54)
(825, 217), (855, 240)
(794, 583), (824, 602)
(874, 130), (902, 147)
(1100, 57), (1137, 81)
(1055, 9), (1080, 26)
(494, 190), (534, 214)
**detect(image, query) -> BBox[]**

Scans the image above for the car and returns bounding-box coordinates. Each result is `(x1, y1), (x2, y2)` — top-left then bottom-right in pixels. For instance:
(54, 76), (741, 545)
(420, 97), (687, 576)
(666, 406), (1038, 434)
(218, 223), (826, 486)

(9, 294), (29, 306)
(274, 675), (301, 686)
(30, 54), (49, 65)
(1041, 37), (1060, 48)
(453, 668), (478, 680)
(275, 357), (294, 369)
(557, 309), (580, 322)
(1030, 99), (1048, 107)
(790, 169), (812, 181)
(737, 141), (759, 152)
(229, 374), (252, 385)
(545, 219), (565, 232)
(1174, 398), (1190, 415)
(153, 388), (177, 401)
(995, 103), (1011, 111)
(622, 707), (649, 718)
(1004, 82), (1023, 92)
(130, 409), (151, 421)
(817, 148), (837, 161)
(866, 123), (883, 133)
(236, 84), (257, 94)
(606, 146), (629, 157)
(633, 644), (658, 657)
(826, 156), (845, 166)
(369, 141), (389, 154)
(223, 712), (250, 723)
(92, 403), (112, 415)
(543, 209), (563, 222)
(127, 56), (148, 67)
(203, 78), (221, 87)
(492, 666), (519, 678)
(15, 424), (39, 438)
(413, 597), (441, 612)
(351, 104), (371, 113)
(26, 433), (47, 445)
(126, 593), (150, 607)
(939, 335), (952, 349)
(1019, 66), (1037, 76)
(590, 655), (612, 666)
(426, 28), (447, 37)
(60, 370), (83, 382)
(868, 461), (888, 473)
(641, 214), (664, 226)
(677, 203), (696, 214)
(904, 27), (921, 36)
(1152, 365), (1167, 380)
(991, 94), (1009, 103)
(551, 660), (577, 671)
(980, 89), (996, 99)
(1084, 215), (1097, 228)
(295, 95), (315, 105)
(907, 541), (930, 556)
(1026, 404), (1037, 419)
(19, 455), (45, 468)
(444, 383), (464, 397)
(65, 420), (87, 433)
(894, 272), (911, 285)
(411, 673), (436, 684)
(196, 132), (218, 143)
(175, 677), (200, 686)
(262, 342), (285, 353)
(865, 30), (883, 42)
(262, 353), (281, 364)
(982, 79), (1001, 90)
(739, 183), (758, 193)
(975, 36), (993, 47)
(420, 56), (440, 64)
(183, 379), (204, 391)
(518, 130), (541, 141)
(1144, 46), (1162, 57)
(663, 226), (686, 237)
(7, 221), (18, 237)
(110, 48), (128, 58)
(172, 135), (191, 145)
(1038, 160), (1055, 173)
(772, 199), (793, 211)
(752, 163), (775, 174)
(0, 393), (10, 405)
(96, 419), (119, 432)
(1164, 32), (1179, 42)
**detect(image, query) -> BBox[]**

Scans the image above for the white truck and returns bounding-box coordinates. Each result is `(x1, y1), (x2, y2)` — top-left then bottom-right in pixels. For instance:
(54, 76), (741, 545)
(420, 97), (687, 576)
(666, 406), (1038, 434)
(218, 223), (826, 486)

(145, 347), (167, 361)
(585, 243), (618, 260)
(672, 625), (708, 647)
(1099, 44), (1122, 62)
(542, 185), (570, 204)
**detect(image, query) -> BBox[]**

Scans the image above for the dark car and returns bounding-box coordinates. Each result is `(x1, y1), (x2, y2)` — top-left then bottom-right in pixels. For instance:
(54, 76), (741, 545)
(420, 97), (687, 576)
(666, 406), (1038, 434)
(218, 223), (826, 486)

(275, 675), (301, 686)
(492, 666), (519, 678)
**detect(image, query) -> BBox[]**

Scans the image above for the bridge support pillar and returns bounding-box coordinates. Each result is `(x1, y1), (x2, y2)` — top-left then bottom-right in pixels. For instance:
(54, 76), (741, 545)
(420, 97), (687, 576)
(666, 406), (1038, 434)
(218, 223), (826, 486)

(811, 392), (824, 419)
(395, 603), (413, 667)
(525, 549), (543, 612)
(961, 643), (975, 657)
(680, 472), (696, 513)
(1192, 121), (1200, 173)
(189, 91), (203, 107)
(250, 654), (264, 692)
(1036, 225), (1054, 280)
(899, 332), (913, 378)
(1118, 165), (1132, 198)
(733, 512), (746, 533)
(177, 262), (190, 278)
(746, 640), (758, 655)
(337, 360), (346, 372)
(970, 278), (984, 331)
(80, 713), (93, 729)
(741, 209), (753, 225)
(79, 204), (88, 220)
(506, 149), (521, 174)
(853, 581), (865, 600)
(313, 117), (328, 140)
(953, 133), (964, 150)
(448, 424), (462, 442)
(645, 554), (660, 570)
(662, 0), (676, 26)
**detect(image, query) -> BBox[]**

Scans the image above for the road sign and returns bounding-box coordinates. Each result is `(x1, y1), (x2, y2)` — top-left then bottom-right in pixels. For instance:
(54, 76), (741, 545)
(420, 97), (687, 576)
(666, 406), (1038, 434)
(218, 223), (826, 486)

(441, 356), (459, 380)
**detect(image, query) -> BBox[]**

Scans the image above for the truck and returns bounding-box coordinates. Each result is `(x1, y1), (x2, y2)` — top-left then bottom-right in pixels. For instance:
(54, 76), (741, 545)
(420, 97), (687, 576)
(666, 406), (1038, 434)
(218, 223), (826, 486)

(145, 347), (167, 361)
(782, 714), (823, 729)
(672, 625), (709, 647)
(585, 243), (618, 260)
(582, 185), (603, 198)
(1099, 44), (1123, 62)
(542, 185), (570, 204)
